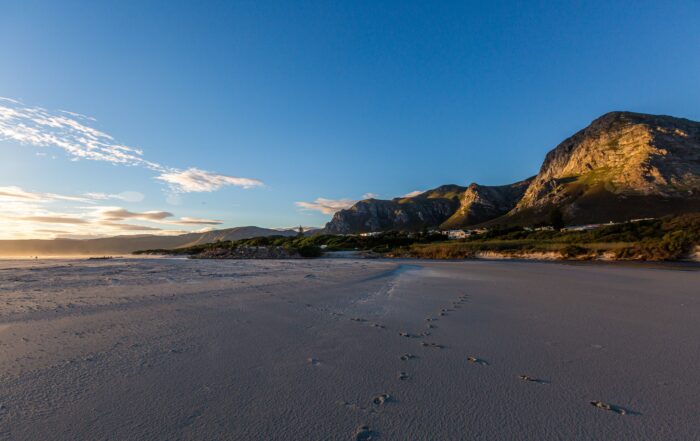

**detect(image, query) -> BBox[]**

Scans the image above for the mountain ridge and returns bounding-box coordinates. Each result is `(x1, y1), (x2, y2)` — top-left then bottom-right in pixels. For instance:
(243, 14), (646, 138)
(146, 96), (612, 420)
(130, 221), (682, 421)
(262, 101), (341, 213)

(325, 111), (700, 233)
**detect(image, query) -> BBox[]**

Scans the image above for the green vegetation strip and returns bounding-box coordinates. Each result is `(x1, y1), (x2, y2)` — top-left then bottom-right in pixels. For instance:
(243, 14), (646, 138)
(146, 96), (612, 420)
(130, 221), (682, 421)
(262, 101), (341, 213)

(134, 214), (700, 261)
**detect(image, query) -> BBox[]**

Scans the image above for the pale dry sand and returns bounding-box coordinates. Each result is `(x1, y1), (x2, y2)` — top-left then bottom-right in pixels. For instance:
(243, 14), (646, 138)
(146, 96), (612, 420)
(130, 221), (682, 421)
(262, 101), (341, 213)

(0, 258), (698, 440)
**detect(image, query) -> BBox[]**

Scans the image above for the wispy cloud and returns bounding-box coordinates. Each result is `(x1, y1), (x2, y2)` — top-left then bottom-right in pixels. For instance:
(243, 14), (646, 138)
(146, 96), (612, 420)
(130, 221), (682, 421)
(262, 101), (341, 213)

(295, 197), (358, 215)
(0, 97), (262, 193)
(95, 207), (222, 226)
(19, 215), (89, 224)
(96, 207), (222, 225)
(0, 185), (92, 203)
(297, 190), (425, 215)
(296, 192), (386, 215)
(99, 208), (173, 221)
(0, 186), (147, 205)
(167, 217), (223, 226)
(84, 191), (145, 203)
(0, 97), (158, 168)
(99, 222), (164, 232)
(156, 168), (263, 192)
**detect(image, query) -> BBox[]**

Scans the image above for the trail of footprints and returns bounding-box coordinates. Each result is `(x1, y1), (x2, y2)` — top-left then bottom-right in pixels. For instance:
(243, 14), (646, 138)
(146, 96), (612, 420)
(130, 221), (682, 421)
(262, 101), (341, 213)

(335, 291), (629, 439)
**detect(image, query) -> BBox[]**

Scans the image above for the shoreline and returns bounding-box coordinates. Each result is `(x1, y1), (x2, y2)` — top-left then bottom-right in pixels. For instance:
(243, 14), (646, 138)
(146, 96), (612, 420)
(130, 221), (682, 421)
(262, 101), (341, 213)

(1, 253), (699, 272)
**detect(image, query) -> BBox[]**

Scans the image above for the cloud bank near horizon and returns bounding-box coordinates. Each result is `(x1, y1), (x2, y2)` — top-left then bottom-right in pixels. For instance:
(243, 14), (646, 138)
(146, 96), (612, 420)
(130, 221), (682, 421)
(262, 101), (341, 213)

(0, 186), (222, 239)
(0, 97), (263, 194)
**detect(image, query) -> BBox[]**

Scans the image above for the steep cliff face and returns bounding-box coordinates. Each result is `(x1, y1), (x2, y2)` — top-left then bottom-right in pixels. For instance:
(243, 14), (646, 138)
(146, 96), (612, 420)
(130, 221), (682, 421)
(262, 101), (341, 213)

(506, 111), (700, 224)
(323, 182), (531, 234)
(440, 178), (533, 229)
(324, 185), (463, 234)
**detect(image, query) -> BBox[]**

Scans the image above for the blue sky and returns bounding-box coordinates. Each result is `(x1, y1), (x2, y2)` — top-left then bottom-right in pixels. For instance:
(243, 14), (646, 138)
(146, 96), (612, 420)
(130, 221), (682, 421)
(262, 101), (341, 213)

(1, 0), (699, 238)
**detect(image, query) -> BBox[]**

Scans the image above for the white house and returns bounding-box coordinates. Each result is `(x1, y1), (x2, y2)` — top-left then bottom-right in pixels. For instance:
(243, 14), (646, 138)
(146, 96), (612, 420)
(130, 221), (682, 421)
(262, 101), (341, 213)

(446, 230), (469, 239)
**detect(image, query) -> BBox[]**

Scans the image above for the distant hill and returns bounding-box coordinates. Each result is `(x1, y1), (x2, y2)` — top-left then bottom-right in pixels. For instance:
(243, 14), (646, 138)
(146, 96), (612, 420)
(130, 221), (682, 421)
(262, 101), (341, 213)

(0, 226), (299, 256)
(325, 111), (700, 233)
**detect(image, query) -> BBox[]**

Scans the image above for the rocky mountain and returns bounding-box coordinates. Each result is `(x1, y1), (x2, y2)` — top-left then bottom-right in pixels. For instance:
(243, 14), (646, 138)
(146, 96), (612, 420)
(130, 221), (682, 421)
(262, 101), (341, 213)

(324, 181), (532, 234)
(440, 178), (533, 229)
(503, 111), (700, 225)
(325, 111), (700, 233)
(324, 185), (463, 234)
(0, 226), (300, 256)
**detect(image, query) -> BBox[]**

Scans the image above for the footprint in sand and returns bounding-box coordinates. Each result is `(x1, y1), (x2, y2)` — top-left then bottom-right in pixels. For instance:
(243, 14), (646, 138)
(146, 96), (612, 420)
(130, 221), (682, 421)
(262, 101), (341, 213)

(400, 353), (417, 361)
(590, 400), (627, 415)
(307, 357), (321, 366)
(467, 356), (489, 366)
(398, 371), (409, 380)
(425, 317), (437, 322)
(399, 332), (416, 338)
(181, 410), (203, 428)
(338, 401), (375, 414)
(350, 317), (367, 323)
(354, 425), (374, 440)
(372, 393), (391, 405)
(518, 374), (549, 384)
(370, 323), (386, 329)
(420, 342), (444, 349)
(426, 324), (436, 329)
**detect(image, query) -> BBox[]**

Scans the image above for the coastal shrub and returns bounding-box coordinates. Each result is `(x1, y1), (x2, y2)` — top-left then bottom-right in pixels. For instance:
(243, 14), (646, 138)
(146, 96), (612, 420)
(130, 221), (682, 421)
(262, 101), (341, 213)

(296, 244), (322, 258)
(561, 244), (588, 258)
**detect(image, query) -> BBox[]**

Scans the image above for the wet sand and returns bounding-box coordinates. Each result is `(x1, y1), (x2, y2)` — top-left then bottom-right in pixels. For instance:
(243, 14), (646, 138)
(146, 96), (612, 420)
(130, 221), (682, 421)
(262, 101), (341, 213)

(0, 258), (698, 440)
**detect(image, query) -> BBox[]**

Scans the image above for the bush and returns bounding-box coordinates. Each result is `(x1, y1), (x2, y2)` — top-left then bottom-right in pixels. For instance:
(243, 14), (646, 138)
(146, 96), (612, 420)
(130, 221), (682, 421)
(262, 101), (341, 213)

(296, 245), (322, 258)
(562, 244), (588, 258)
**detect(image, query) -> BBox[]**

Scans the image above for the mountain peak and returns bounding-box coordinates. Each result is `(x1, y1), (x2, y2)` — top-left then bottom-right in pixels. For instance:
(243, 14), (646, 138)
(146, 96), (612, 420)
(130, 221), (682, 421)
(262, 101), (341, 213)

(324, 111), (700, 233)
(507, 111), (700, 224)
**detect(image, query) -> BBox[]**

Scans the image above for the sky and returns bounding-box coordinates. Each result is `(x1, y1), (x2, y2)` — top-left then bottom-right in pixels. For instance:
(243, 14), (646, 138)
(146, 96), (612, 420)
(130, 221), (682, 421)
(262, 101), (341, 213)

(1, 0), (699, 239)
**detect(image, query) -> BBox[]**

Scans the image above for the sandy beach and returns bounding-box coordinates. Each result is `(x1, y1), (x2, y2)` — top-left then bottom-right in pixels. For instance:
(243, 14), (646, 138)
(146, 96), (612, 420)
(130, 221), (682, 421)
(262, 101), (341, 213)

(0, 258), (698, 440)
